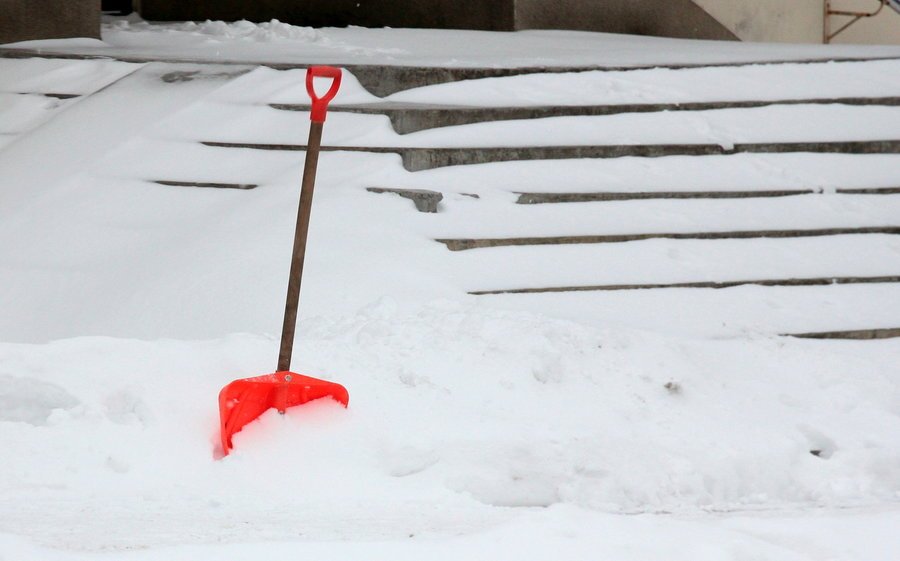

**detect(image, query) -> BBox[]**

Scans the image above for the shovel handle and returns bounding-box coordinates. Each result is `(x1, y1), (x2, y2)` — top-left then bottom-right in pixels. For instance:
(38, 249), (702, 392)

(306, 66), (342, 123)
(277, 67), (342, 374)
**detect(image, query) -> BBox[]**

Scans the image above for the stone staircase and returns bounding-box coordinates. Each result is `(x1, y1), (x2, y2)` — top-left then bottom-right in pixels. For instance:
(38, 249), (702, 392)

(3, 49), (900, 340)
(312, 61), (898, 339)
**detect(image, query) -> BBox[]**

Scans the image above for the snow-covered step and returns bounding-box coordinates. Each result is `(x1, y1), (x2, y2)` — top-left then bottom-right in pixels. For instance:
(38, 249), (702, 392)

(0, 61), (252, 214)
(382, 59), (900, 106)
(469, 282), (900, 338)
(437, 226), (900, 251)
(0, 57), (141, 97)
(423, 195), (900, 238)
(390, 152), (900, 196)
(272, 96), (900, 134)
(105, 147), (900, 201)
(200, 140), (900, 171)
(346, 56), (900, 96)
(0, 94), (62, 137)
(430, 235), (900, 293)
(0, 93), (77, 147)
(190, 103), (900, 147)
(0, 58), (141, 150)
(469, 275), (899, 295)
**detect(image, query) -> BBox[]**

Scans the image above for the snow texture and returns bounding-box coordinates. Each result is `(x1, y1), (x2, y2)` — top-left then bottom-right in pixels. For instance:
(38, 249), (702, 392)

(1, 19), (899, 561)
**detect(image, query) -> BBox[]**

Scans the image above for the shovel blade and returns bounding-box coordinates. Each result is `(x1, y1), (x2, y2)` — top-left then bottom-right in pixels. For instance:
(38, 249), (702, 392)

(218, 371), (349, 454)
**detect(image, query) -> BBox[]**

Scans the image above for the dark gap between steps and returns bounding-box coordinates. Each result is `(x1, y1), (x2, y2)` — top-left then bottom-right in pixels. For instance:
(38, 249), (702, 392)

(786, 327), (900, 340)
(153, 180), (258, 190)
(469, 275), (900, 295)
(13, 92), (81, 100)
(437, 226), (900, 251)
(515, 186), (900, 203)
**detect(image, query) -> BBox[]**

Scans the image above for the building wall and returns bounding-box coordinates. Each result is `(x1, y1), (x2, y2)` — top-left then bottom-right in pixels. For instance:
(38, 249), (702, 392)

(694, 0), (900, 44)
(515, 0), (738, 40)
(0, 0), (100, 44)
(831, 0), (900, 45)
(693, 0), (822, 42)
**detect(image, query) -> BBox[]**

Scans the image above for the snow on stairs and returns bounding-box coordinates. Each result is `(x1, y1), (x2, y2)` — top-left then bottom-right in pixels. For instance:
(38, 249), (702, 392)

(317, 66), (900, 339)
(6, 52), (895, 340)
(270, 96), (900, 134)
(202, 139), (900, 172)
(176, 60), (900, 338)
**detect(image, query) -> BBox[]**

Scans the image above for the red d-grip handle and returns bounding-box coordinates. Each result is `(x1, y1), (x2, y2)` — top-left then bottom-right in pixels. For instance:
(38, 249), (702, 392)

(306, 66), (342, 123)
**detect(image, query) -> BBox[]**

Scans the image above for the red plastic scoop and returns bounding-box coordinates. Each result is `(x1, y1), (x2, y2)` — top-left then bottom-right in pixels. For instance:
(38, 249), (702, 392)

(218, 66), (348, 455)
(219, 372), (349, 451)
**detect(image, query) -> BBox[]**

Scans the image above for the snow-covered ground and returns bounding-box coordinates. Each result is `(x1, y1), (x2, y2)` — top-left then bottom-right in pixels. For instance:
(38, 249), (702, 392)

(1, 18), (899, 561)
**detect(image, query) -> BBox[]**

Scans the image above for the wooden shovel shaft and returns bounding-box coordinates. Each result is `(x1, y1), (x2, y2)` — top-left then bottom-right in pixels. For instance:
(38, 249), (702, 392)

(278, 121), (324, 372)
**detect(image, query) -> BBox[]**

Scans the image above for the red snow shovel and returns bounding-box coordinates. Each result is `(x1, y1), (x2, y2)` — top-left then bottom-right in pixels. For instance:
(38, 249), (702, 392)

(218, 66), (349, 455)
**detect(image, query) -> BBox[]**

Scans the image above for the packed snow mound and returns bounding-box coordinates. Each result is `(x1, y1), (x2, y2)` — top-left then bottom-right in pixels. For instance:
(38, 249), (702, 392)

(1, 302), (898, 548)
(0, 374), (79, 425)
(108, 17), (325, 43)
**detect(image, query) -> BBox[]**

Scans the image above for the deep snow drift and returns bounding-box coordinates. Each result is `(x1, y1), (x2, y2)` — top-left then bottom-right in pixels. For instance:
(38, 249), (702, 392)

(2, 306), (899, 556)
(1, 18), (899, 561)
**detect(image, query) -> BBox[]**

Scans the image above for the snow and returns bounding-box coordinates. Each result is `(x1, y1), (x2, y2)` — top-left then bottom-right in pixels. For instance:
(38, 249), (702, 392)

(1, 18), (899, 561)
(1, 314), (899, 554)
(0, 58), (141, 95)
(5, 506), (899, 560)
(180, 100), (900, 148)
(385, 59), (900, 106)
(3, 15), (900, 68)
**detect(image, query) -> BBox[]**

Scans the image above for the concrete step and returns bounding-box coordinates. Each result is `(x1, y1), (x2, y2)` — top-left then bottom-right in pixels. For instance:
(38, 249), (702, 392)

(361, 186), (900, 211)
(434, 232), (900, 292)
(425, 192), (900, 238)
(787, 327), (900, 340)
(466, 283), (900, 338)
(11, 92), (80, 100)
(436, 226), (900, 251)
(468, 275), (900, 295)
(200, 139), (900, 171)
(515, 186), (900, 203)
(365, 187), (444, 212)
(154, 180), (258, 190)
(272, 96), (900, 134)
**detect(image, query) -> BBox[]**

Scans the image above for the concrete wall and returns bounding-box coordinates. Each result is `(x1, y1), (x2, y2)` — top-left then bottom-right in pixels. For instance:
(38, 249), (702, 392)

(0, 0), (100, 44)
(138, 0), (514, 31)
(693, 0), (823, 42)
(831, 0), (900, 45)
(694, 0), (900, 44)
(516, 0), (738, 40)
